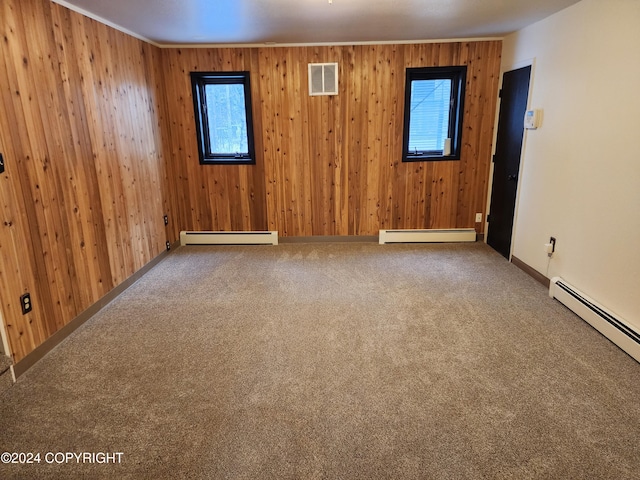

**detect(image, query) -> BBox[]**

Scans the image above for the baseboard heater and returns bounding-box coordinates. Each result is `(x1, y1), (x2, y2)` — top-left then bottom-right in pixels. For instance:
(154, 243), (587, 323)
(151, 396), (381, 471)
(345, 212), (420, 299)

(379, 228), (476, 244)
(549, 277), (640, 363)
(180, 231), (278, 246)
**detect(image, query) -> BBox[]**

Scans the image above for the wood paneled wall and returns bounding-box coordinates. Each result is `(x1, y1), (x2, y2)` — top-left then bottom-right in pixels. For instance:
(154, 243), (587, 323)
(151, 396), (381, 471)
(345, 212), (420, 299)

(160, 49), (267, 234)
(0, 0), (169, 363)
(161, 41), (501, 236)
(0, 0), (501, 365)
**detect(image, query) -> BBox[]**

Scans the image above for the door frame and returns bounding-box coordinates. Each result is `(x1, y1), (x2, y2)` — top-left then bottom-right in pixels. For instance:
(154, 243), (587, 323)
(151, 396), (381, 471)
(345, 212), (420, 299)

(484, 58), (536, 260)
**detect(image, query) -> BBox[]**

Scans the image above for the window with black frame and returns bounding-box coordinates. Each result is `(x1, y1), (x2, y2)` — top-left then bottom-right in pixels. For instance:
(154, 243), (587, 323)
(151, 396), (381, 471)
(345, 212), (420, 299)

(402, 66), (467, 162)
(190, 71), (256, 165)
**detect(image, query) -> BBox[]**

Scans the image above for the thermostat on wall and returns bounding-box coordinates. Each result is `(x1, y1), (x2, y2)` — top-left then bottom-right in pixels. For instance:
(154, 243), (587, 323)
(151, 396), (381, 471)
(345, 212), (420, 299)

(524, 109), (541, 129)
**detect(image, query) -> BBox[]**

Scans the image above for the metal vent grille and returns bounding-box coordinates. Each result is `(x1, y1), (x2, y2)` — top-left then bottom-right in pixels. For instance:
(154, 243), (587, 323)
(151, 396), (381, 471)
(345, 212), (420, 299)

(308, 63), (338, 96)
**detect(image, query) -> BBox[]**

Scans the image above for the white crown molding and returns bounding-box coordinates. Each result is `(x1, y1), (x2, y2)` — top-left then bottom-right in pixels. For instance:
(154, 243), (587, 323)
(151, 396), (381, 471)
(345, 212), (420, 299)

(160, 37), (504, 50)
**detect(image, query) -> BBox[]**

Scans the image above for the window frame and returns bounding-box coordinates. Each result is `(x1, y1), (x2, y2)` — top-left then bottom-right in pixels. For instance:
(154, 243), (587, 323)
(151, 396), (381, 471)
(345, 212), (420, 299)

(190, 71), (256, 165)
(401, 66), (467, 162)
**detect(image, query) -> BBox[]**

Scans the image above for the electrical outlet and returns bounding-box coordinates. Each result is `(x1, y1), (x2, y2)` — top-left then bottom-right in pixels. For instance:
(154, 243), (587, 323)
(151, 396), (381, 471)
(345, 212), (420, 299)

(163, 215), (168, 226)
(550, 237), (556, 253)
(20, 293), (32, 315)
(166, 241), (171, 251)
(475, 213), (483, 223)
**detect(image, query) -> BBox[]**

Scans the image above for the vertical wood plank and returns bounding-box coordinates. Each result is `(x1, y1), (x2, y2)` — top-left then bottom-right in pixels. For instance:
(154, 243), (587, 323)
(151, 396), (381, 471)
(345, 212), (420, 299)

(0, 0), (169, 363)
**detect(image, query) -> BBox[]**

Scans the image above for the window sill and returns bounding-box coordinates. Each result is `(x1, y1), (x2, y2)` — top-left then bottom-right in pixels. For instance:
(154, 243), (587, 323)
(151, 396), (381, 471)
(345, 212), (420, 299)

(403, 155), (460, 162)
(200, 157), (255, 165)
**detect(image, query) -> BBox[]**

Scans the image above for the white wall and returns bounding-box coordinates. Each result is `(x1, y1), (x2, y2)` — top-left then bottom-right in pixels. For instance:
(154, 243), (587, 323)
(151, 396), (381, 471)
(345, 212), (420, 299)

(501, 0), (640, 329)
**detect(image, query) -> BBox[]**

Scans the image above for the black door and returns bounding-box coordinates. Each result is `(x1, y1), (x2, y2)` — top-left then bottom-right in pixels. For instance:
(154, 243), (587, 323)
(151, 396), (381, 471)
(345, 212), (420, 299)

(487, 66), (531, 258)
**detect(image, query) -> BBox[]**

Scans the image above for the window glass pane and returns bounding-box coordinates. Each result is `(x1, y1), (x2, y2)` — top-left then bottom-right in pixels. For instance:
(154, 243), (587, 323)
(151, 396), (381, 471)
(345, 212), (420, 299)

(408, 79), (451, 152)
(205, 83), (248, 154)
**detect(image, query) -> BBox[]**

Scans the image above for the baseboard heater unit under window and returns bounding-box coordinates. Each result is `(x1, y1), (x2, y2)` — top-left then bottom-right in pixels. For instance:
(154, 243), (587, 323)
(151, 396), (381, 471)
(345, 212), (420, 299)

(180, 231), (278, 246)
(549, 277), (640, 363)
(379, 228), (476, 244)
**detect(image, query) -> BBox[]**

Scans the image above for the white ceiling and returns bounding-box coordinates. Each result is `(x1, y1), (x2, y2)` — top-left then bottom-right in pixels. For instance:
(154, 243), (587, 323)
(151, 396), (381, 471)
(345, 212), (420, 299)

(54, 0), (581, 47)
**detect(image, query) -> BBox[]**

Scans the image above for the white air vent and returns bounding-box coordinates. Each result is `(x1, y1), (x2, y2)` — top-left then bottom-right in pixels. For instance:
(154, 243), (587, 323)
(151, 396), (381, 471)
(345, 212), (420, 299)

(308, 63), (338, 96)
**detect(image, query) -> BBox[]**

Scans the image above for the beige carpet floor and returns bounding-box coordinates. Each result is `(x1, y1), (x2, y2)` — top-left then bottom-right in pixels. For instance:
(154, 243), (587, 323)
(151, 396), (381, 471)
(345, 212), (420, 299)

(0, 242), (639, 479)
